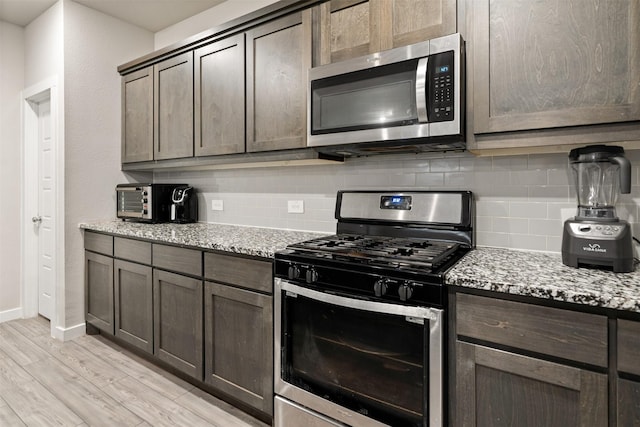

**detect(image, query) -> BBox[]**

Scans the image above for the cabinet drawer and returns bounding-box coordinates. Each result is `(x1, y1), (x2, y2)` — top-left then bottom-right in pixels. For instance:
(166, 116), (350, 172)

(114, 237), (151, 265)
(84, 232), (113, 256)
(153, 244), (202, 276)
(204, 252), (272, 293)
(618, 319), (640, 376)
(456, 293), (608, 367)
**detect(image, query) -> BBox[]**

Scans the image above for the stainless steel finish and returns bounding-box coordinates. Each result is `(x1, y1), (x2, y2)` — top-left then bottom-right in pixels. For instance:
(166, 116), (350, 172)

(274, 278), (444, 427)
(307, 33), (462, 149)
(416, 57), (429, 123)
(339, 192), (463, 225)
(309, 123), (432, 147)
(309, 40), (430, 80)
(32, 216), (42, 224)
(430, 33), (463, 137)
(275, 397), (347, 427)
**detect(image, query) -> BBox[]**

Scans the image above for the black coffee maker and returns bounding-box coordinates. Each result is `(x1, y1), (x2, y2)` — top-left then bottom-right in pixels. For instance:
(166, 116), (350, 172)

(561, 145), (634, 272)
(170, 186), (198, 223)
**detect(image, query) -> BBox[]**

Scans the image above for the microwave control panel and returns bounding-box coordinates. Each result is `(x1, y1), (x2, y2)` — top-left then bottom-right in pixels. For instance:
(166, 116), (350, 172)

(428, 50), (454, 122)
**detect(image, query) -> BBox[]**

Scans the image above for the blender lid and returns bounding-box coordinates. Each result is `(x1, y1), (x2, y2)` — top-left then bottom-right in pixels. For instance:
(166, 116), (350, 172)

(569, 144), (625, 161)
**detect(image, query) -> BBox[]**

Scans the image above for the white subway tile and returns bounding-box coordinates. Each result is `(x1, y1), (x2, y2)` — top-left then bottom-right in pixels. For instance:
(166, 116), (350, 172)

(493, 217), (528, 234)
(416, 173), (445, 187)
(529, 219), (563, 236)
(509, 234), (548, 251)
(510, 202), (547, 219)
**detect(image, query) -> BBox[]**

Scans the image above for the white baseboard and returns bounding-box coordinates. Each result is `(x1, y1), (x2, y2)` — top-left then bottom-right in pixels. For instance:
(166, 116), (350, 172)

(51, 322), (86, 341)
(0, 308), (23, 323)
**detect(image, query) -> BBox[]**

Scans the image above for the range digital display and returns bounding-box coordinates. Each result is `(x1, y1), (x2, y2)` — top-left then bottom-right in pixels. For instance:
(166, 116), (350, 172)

(380, 195), (412, 210)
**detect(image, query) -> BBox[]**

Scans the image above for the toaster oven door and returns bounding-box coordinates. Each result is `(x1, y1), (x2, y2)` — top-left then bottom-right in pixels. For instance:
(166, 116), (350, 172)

(116, 187), (151, 220)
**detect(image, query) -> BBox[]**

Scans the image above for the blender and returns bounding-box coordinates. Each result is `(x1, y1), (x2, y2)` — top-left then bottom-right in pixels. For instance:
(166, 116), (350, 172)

(562, 145), (634, 272)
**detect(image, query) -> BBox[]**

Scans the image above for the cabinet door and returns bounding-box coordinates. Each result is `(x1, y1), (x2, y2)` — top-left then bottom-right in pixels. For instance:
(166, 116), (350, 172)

(154, 52), (194, 160)
(316, 0), (456, 65)
(122, 67), (153, 163)
(85, 251), (114, 334)
(114, 260), (153, 353)
(246, 10), (312, 152)
(153, 269), (203, 379)
(195, 34), (245, 156)
(454, 341), (607, 427)
(471, 0), (640, 134)
(618, 378), (640, 426)
(204, 281), (273, 416)
(618, 319), (640, 426)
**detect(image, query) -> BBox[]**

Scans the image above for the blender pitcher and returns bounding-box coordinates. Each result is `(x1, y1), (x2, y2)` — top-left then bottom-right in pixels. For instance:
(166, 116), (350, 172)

(562, 145), (634, 272)
(570, 144), (631, 220)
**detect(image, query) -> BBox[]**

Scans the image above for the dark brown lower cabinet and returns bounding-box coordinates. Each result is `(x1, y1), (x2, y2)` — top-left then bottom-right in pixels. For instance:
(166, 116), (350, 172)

(618, 378), (640, 426)
(85, 251), (114, 334)
(204, 281), (273, 415)
(114, 259), (153, 353)
(455, 341), (608, 427)
(153, 269), (203, 379)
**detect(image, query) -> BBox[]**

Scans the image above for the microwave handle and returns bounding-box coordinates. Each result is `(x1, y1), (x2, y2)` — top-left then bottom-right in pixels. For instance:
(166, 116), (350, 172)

(416, 57), (429, 123)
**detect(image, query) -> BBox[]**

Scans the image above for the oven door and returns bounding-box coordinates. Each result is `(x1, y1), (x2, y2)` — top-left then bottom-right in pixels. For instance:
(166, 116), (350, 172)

(274, 278), (443, 427)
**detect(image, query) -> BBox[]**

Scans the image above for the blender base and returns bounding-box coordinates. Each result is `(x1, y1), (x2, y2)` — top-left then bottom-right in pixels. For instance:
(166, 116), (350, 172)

(561, 219), (634, 273)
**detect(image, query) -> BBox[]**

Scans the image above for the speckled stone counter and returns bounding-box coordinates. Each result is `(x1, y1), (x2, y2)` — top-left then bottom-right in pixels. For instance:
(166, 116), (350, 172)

(446, 247), (640, 314)
(80, 221), (328, 259)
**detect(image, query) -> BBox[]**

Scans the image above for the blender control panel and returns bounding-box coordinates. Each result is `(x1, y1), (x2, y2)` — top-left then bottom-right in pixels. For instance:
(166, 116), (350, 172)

(568, 223), (626, 238)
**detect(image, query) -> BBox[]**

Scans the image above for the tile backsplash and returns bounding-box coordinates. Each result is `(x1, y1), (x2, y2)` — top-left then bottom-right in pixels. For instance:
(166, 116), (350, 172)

(156, 149), (640, 253)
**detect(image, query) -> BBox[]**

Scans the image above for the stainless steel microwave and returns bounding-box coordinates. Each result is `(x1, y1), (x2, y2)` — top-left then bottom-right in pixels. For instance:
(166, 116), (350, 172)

(308, 33), (465, 156)
(116, 183), (184, 222)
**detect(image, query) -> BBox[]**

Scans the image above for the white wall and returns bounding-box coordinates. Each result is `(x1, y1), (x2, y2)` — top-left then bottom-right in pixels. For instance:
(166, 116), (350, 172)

(154, 0), (279, 49)
(24, 2), (64, 88)
(63, 0), (153, 329)
(0, 21), (25, 318)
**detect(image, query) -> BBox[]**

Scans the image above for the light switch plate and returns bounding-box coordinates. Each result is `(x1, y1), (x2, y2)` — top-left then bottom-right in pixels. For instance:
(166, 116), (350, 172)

(211, 200), (224, 211)
(288, 200), (304, 214)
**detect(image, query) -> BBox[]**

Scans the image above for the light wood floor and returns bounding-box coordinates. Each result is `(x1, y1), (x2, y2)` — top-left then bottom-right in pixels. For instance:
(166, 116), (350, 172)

(0, 317), (270, 427)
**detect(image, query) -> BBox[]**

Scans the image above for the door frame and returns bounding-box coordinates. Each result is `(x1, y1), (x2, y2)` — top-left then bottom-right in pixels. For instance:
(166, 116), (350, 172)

(21, 76), (65, 339)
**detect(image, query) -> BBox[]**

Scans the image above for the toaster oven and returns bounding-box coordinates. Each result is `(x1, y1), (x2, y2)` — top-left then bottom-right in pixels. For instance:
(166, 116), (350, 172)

(116, 183), (184, 222)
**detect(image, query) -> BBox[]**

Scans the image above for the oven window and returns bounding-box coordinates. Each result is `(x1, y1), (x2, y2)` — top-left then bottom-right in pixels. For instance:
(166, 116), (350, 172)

(118, 190), (143, 212)
(282, 292), (427, 427)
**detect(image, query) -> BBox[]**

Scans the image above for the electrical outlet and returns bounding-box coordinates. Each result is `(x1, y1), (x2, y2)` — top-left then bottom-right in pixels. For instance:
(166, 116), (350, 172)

(288, 200), (304, 214)
(211, 200), (224, 211)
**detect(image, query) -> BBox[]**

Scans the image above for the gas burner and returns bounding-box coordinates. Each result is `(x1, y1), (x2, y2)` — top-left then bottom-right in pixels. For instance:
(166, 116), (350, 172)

(287, 234), (461, 273)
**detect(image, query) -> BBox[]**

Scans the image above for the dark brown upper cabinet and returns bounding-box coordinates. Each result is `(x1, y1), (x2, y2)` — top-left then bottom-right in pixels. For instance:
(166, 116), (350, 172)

(464, 0), (640, 152)
(121, 67), (153, 163)
(195, 34), (246, 156)
(315, 0), (456, 65)
(246, 10), (312, 152)
(154, 52), (194, 160)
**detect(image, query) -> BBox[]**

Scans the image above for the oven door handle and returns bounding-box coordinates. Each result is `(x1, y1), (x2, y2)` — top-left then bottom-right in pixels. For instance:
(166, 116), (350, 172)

(278, 279), (441, 323)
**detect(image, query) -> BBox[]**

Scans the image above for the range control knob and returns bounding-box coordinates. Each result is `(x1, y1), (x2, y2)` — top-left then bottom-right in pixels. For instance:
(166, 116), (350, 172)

(398, 282), (414, 302)
(305, 268), (319, 284)
(373, 279), (389, 297)
(287, 265), (301, 280)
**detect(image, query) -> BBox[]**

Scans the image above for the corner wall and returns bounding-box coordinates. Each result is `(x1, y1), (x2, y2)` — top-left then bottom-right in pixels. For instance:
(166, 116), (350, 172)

(62, 0), (154, 329)
(0, 21), (25, 318)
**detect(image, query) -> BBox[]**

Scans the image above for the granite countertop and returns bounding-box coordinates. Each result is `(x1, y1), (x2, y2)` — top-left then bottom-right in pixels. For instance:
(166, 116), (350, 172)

(446, 247), (640, 314)
(80, 221), (327, 259)
(81, 221), (640, 313)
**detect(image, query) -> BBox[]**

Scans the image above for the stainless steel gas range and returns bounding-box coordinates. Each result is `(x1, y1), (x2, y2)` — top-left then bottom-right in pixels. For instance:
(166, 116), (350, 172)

(274, 190), (474, 427)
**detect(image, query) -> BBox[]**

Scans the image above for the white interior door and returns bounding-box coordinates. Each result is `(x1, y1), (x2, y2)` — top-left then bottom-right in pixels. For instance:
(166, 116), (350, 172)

(34, 98), (54, 320)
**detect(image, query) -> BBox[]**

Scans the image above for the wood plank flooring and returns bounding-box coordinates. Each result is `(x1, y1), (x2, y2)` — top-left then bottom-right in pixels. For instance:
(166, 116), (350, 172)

(0, 317), (270, 427)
